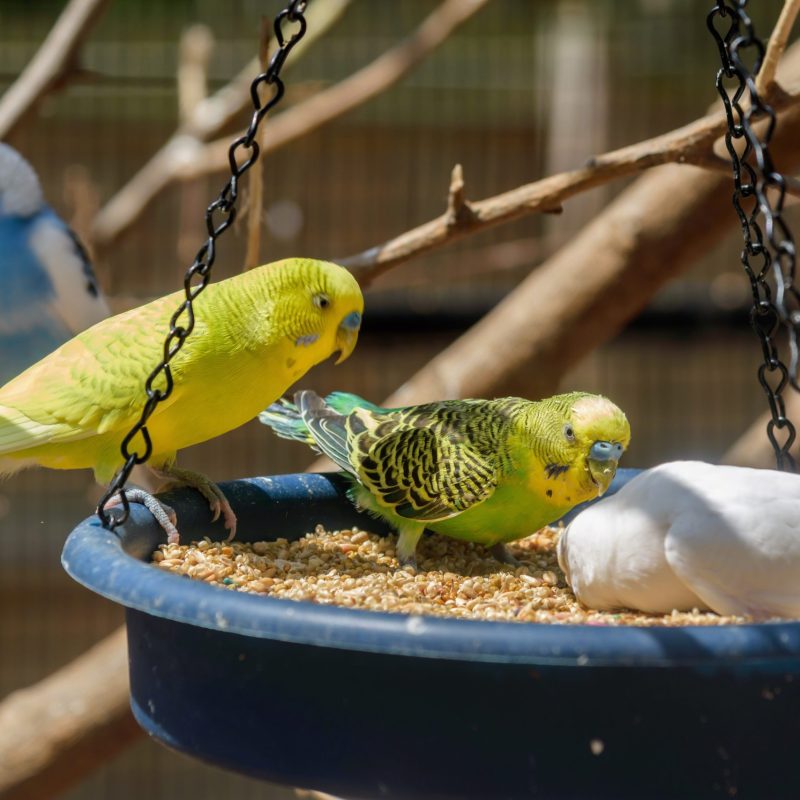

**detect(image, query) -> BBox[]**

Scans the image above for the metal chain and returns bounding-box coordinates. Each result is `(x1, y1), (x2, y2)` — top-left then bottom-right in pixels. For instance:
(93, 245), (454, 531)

(707, 1), (799, 471)
(96, 0), (310, 528)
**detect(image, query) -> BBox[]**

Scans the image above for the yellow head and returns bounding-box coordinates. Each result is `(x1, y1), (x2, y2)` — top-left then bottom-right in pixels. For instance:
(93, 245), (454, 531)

(261, 258), (364, 365)
(520, 391), (631, 503)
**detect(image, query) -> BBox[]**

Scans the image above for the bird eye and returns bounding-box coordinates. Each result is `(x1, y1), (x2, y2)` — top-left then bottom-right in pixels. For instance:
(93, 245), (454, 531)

(313, 292), (331, 309)
(563, 424), (575, 442)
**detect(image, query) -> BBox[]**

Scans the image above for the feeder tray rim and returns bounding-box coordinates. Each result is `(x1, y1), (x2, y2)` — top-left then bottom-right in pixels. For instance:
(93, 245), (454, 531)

(61, 471), (800, 668)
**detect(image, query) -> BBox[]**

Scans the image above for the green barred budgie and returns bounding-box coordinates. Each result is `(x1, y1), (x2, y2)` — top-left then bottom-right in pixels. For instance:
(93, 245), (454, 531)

(259, 390), (631, 567)
(0, 258), (363, 542)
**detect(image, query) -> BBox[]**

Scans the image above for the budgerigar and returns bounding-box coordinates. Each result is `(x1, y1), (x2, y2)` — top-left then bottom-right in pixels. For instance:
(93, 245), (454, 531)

(558, 461), (800, 619)
(260, 390), (630, 567)
(0, 258), (363, 542)
(0, 143), (109, 383)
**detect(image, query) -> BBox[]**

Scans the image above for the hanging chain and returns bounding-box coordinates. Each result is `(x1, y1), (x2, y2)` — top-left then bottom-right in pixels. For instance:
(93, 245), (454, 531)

(707, 1), (799, 471)
(96, 0), (310, 528)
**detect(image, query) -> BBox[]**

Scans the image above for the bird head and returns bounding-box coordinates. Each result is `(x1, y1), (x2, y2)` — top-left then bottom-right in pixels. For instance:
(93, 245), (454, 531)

(270, 258), (364, 366)
(566, 393), (630, 497)
(0, 144), (45, 218)
(527, 392), (630, 502)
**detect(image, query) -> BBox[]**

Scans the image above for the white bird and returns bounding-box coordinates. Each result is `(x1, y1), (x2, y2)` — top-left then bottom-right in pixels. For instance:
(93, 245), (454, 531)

(557, 460), (800, 618)
(0, 143), (109, 383)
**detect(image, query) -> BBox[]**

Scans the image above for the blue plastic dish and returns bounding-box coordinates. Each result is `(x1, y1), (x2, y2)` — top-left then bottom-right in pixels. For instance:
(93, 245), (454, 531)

(62, 470), (800, 800)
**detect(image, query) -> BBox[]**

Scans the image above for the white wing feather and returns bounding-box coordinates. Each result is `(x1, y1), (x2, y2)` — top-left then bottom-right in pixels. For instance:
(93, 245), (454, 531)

(558, 461), (800, 617)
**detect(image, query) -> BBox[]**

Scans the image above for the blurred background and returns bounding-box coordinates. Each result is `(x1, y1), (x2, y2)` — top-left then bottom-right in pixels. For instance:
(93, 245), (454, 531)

(0, 0), (793, 796)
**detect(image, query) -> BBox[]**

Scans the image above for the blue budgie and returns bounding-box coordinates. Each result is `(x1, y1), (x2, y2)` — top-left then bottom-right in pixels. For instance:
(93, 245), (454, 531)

(0, 143), (109, 383)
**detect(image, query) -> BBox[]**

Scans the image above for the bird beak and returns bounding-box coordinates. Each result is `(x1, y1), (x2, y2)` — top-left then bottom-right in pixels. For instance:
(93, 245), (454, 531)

(587, 441), (624, 497)
(334, 311), (362, 364)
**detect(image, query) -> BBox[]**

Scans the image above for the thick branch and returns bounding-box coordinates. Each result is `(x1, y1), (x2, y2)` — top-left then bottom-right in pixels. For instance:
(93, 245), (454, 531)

(0, 0), (109, 140)
(90, 0), (353, 252)
(0, 627), (139, 800)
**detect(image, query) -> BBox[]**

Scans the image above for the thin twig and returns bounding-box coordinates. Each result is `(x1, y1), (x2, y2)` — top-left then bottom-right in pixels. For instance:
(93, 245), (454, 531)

(176, 24), (214, 265)
(177, 24), (214, 125)
(187, 0), (493, 179)
(444, 164), (475, 228)
(0, 0), (109, 140)
(756, 0), (800, 96)
(244, 18), (272, 271)
(90, 0), (353, 252)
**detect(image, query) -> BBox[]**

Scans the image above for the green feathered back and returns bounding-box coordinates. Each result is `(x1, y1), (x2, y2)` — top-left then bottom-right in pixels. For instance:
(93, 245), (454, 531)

(260, 390), (631, 550)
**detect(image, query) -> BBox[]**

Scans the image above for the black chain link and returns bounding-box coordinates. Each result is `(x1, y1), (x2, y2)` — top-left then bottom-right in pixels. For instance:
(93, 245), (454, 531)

(96, 0), (309, 528)
(707, 1), (799, 471)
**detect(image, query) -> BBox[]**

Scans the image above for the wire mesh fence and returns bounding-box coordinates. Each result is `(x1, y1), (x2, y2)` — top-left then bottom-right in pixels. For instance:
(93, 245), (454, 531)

(0, 0), (794, 796)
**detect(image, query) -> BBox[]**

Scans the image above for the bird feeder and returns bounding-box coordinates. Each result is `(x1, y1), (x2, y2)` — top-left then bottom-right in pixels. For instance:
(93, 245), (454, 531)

(62, 470), (800, 800)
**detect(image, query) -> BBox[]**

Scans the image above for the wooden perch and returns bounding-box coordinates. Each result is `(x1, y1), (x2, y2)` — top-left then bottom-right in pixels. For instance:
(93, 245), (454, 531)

(89, 0), (490, 252)
(0, 627), (138, 800)
(0, 0), (109, 141)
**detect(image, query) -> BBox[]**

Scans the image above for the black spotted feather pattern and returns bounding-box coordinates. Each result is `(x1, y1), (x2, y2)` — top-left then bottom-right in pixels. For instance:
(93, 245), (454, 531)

(296, 392), (524, 522)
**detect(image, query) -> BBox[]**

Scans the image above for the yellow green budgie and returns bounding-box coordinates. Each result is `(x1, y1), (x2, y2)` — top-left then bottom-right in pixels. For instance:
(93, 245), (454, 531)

(0, 258), (363, 541)
(259, 390), (631, 567)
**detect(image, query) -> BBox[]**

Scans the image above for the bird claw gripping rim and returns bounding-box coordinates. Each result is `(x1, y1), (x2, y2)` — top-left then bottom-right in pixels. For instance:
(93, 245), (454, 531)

(97, 0), (310, 528)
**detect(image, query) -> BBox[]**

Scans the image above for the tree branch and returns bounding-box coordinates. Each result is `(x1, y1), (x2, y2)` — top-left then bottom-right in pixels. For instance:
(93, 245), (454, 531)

(376, 110), (800, 414)
(176, 24), (215, 266)
(244, 18), (273, 271)
(342, 80), (800, 286)
(90, 0), (491, 252)
(0, 628), (139, 800)
(90, 0), (354, 252)
(0, 0), (109, 141)
(757, 0), (800, 96)
(183, 0), (493, 180)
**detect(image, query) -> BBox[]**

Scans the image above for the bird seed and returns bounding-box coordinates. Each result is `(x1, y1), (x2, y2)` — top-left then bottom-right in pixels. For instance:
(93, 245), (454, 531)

(153, 526), (750, 626)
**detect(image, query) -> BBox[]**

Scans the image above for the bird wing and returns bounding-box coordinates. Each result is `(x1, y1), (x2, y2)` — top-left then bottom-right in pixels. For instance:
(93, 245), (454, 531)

(0, 294), (183, 453)
(29, 211), (110, 334)
(348, 401), (500, 522)
(664, 492), (800, 618)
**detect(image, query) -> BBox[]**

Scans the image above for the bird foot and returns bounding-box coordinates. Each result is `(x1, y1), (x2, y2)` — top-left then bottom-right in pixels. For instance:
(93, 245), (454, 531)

(154, 467), (237, 541)
(104, 489), (180, 544)
(490, 543), (520, 566)
(397, 554), (419, 572)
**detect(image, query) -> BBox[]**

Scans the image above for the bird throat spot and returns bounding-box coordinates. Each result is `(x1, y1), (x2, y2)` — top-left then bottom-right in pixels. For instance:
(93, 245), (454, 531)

(286, 357), (296, 368)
